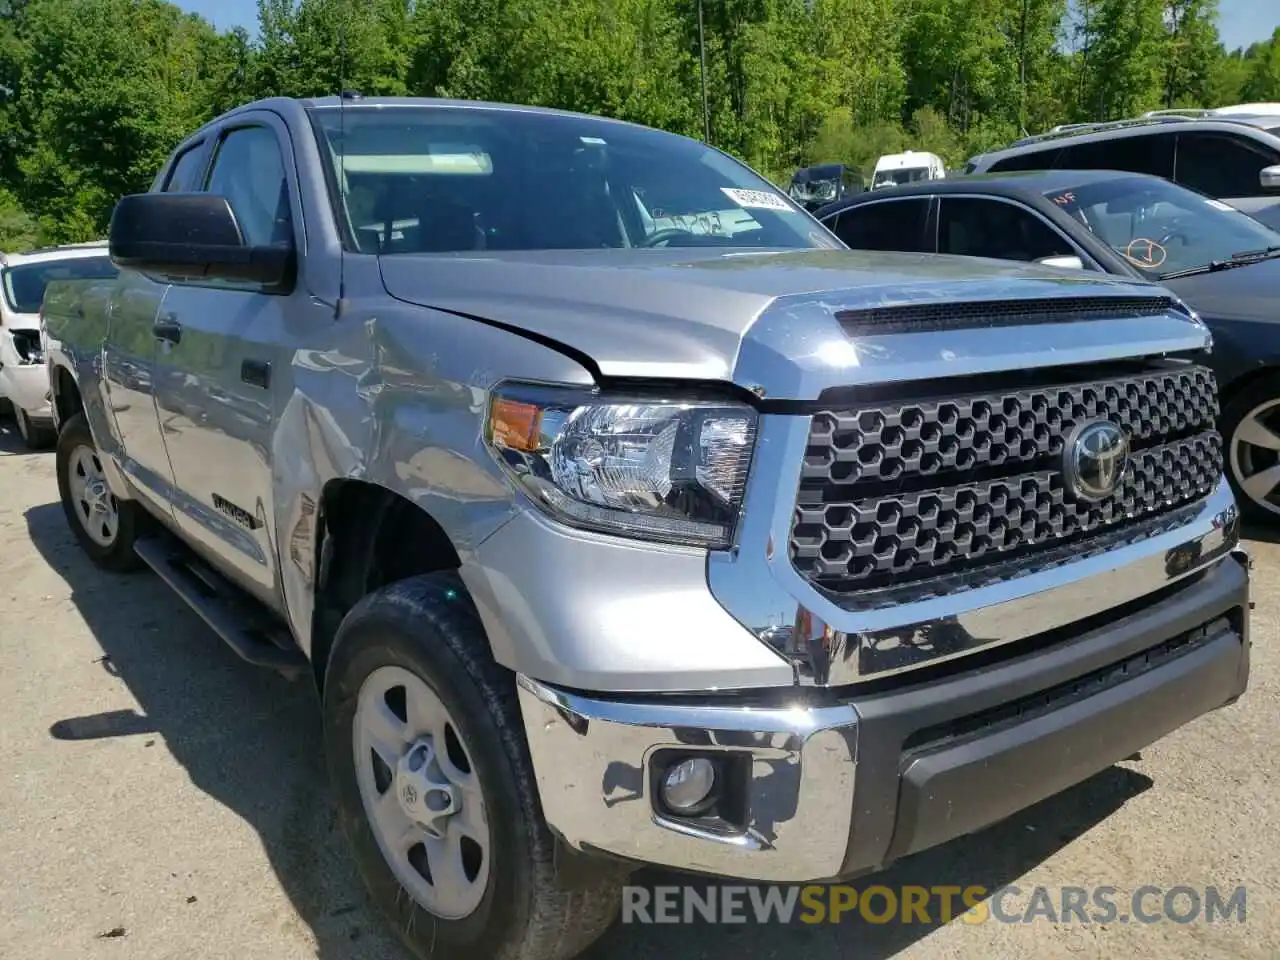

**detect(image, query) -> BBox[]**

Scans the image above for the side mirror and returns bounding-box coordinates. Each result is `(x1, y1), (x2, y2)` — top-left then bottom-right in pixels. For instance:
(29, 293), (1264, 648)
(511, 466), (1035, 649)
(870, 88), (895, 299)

(1260, 165), (1280, 190)
(1036, 254), (1086, 271)
(108, 193), (295, 292)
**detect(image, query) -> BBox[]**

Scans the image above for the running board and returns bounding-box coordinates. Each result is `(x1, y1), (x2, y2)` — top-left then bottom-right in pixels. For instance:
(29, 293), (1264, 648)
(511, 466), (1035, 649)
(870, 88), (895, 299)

(133, 537), (307, 678)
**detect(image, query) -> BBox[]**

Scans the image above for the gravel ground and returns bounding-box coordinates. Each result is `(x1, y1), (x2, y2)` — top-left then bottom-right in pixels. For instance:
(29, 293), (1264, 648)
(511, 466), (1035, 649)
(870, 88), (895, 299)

(0, 419), (1276, 960)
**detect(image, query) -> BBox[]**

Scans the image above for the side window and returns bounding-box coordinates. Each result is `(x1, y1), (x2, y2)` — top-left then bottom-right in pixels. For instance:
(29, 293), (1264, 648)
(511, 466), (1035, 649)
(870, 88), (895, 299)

(938, 197), (1072, 262)
(204, 126), (293, 247)
(827, 199), (932, 253)
(161, 142), (206, 193)
(1175, 133), (1280, 198)
(1056, 134), (1175, 179)
(988, 147), (1061, 172)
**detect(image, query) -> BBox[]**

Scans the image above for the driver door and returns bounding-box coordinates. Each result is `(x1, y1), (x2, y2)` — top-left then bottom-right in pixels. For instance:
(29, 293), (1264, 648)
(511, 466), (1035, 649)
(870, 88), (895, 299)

(150, 115), (296, 608)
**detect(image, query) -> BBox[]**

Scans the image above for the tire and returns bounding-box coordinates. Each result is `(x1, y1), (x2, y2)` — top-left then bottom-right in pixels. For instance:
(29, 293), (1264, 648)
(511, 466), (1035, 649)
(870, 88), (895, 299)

(1222, 376), (1280, 524)
(55, 412), (146, 571)
(323, 573), (626, 960)
(15, 407), (55, 450)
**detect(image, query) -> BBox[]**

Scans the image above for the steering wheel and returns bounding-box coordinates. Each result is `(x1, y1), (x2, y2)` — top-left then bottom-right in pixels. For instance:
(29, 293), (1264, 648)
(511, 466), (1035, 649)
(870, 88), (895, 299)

(640, 228), (694, 248)
(1157, 228), (1190, 248)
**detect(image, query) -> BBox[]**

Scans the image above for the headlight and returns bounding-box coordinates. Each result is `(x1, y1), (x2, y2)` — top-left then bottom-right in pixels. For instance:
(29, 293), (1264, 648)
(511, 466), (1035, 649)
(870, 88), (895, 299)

(485, 384), (758, 548)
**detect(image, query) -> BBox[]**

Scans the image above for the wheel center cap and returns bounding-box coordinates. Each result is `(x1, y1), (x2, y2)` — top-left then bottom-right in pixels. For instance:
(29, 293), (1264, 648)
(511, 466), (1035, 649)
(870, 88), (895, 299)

(85, 480), (109, 513)
(393, 740), (460, 838)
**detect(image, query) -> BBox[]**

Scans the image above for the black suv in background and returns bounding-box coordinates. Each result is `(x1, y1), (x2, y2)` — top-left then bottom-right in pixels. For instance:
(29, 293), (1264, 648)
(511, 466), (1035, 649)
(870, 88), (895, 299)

(963, 114), (1280, 230)
(814, 168), (1280, 524)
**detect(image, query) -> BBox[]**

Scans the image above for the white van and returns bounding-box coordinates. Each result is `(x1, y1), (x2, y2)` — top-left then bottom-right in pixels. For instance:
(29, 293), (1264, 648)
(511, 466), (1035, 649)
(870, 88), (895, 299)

(0, 242), (114, 448)
(871, 150), (946, 189)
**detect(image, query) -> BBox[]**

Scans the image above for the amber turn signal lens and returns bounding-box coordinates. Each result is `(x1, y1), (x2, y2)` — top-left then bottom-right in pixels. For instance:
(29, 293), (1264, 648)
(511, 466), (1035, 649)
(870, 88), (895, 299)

(489, 398), (543, 452)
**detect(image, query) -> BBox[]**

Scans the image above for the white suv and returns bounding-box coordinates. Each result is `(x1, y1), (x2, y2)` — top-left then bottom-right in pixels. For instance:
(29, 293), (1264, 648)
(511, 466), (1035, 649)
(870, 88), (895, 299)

(0, 242), (115, 447)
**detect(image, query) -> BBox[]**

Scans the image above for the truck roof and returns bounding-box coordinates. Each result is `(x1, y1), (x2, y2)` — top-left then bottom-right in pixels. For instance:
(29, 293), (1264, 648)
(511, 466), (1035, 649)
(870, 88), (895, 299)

(212, 94), (670, 136)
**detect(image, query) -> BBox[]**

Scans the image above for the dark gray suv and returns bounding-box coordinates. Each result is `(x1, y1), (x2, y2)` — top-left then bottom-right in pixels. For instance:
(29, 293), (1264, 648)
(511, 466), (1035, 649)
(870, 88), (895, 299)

(964, 114), (1280, 230)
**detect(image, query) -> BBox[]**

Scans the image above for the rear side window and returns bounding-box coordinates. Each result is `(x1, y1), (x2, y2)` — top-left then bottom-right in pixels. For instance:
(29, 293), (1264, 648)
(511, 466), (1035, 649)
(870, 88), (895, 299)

(162, 143), (206, 192)
(827, 199), (932, 253)
(1056, 134), (1175, 179)
(1175, 132), (1280, 198)
(987, 148), (1062, 172)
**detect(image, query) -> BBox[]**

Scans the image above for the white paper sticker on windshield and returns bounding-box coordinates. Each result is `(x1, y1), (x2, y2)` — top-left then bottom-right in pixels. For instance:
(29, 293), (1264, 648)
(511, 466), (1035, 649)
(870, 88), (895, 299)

(1206, 198), (1236, 212)
(721, 187), (793, 212)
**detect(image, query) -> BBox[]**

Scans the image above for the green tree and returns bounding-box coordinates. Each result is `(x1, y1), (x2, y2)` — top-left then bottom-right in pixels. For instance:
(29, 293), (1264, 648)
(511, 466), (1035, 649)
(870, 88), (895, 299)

(1241, 27), (1280, 101)
(1162, 0), (1220, 108)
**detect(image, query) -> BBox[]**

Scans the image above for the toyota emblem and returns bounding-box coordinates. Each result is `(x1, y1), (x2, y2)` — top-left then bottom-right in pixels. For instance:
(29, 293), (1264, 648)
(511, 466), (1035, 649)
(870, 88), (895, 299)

(1063, 420), (1130, 502)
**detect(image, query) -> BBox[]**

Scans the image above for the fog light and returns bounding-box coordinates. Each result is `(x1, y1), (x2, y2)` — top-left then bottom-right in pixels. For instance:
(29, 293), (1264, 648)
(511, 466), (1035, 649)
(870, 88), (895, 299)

(661, 757), (717, 814)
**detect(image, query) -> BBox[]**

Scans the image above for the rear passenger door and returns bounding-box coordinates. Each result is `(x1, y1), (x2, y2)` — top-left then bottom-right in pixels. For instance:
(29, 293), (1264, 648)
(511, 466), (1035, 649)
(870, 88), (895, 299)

(1174, 131), (1280, 230)
(100, 137), (211, 520)
(824, 197), (935, 253)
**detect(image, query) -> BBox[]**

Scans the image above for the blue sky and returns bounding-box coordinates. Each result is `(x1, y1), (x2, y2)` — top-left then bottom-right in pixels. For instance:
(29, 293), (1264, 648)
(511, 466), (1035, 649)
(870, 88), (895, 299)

(177, 0), (1279, 53)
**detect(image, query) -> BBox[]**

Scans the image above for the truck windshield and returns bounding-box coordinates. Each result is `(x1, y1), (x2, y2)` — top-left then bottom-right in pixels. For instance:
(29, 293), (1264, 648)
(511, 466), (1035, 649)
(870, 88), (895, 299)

(1, 255), (117, 315)
(309, 105), (831, 254)
(872, 167), (929, 188)
(1045, 176), (1280, 278)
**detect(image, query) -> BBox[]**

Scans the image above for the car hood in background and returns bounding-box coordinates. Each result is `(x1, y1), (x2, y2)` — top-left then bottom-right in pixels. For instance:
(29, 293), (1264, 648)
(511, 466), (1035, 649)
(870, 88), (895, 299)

(1162, 256), (1280, 322)
(380, 248), (1176, 385)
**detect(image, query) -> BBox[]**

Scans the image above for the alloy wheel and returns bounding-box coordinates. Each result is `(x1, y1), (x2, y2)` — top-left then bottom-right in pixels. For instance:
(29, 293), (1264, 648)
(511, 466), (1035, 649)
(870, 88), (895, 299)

(1229, 397), (1280, 517)
(66, 444), (120, 546)
(353, 665), (491, 920)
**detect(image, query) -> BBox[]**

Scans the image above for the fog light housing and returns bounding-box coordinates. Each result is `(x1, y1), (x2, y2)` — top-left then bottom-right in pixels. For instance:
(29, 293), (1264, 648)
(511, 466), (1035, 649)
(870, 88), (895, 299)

(661, 757), (717, 815)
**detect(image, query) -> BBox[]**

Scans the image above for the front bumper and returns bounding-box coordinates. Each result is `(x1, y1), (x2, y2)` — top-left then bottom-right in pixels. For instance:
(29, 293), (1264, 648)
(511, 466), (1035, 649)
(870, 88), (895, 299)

(0, 360), (54, 420)
(518, 550), (1250, 881)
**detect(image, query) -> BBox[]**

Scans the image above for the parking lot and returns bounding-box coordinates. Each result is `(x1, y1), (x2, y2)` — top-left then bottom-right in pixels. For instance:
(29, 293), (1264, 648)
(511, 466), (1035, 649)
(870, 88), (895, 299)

(0, 420), (1276, 960)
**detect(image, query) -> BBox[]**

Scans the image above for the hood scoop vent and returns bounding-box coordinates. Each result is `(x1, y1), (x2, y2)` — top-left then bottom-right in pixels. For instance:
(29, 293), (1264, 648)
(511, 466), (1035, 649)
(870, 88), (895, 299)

(837, 295), (1179, 338)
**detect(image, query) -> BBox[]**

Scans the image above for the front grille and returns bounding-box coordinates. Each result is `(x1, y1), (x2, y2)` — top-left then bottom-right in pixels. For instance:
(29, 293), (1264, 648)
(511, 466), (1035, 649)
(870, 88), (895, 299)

(790, 363), (1220, 598)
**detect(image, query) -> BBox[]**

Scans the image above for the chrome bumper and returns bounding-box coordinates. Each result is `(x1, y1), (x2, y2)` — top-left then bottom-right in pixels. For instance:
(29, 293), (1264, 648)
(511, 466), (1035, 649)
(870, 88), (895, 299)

(519, 550), (1250, 882)
(517, 675), (859, 880)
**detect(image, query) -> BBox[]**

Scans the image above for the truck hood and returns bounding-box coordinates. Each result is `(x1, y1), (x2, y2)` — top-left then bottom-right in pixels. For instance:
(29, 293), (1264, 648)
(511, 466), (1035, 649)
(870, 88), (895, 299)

(379, 248), (1201, 394)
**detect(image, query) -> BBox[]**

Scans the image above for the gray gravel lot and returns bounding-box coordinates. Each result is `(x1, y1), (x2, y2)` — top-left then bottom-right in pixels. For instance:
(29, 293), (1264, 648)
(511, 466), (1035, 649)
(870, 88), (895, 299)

(0, 421), (1276, 960)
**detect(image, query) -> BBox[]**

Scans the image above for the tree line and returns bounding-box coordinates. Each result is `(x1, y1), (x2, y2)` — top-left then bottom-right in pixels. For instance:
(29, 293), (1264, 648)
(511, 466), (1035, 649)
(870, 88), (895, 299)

(0, 0), (1278, 248)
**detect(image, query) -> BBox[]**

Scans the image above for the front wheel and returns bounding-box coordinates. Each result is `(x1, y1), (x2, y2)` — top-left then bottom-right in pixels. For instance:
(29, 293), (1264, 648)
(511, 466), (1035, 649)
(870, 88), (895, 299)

(15, 407), (55, 450)
(323, 573), (625, 960)
(55, 412), (145, 571)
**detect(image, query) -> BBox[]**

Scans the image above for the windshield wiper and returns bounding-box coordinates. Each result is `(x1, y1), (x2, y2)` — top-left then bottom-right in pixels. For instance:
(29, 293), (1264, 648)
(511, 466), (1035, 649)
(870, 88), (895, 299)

(1160, 245), (1280, 280)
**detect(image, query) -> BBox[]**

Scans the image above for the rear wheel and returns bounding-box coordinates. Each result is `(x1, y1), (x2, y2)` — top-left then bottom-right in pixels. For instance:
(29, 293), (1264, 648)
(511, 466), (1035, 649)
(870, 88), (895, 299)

(323, 573), (625, 960)
(1224, 379), (1280, 523)
(55, 412), (145, 571)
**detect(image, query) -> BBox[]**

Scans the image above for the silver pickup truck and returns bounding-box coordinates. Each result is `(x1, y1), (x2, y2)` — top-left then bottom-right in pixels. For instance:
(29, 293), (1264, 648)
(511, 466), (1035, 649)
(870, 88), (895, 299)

(42, 96), (1251, 960)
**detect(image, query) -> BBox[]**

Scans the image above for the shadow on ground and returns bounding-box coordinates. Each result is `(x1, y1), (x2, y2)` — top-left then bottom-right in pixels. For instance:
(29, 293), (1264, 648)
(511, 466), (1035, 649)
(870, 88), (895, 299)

(23, 441), (1154, 960)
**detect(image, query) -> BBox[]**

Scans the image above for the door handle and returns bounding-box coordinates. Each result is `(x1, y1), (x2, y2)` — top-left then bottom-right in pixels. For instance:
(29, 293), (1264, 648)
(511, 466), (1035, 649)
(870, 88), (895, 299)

(241, 358), (271, 389)
(153, 315), (182, 344)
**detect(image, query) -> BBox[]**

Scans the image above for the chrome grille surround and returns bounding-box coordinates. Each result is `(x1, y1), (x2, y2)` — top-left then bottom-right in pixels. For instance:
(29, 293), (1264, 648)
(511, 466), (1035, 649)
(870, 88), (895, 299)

(790, 364), (1221, 598)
